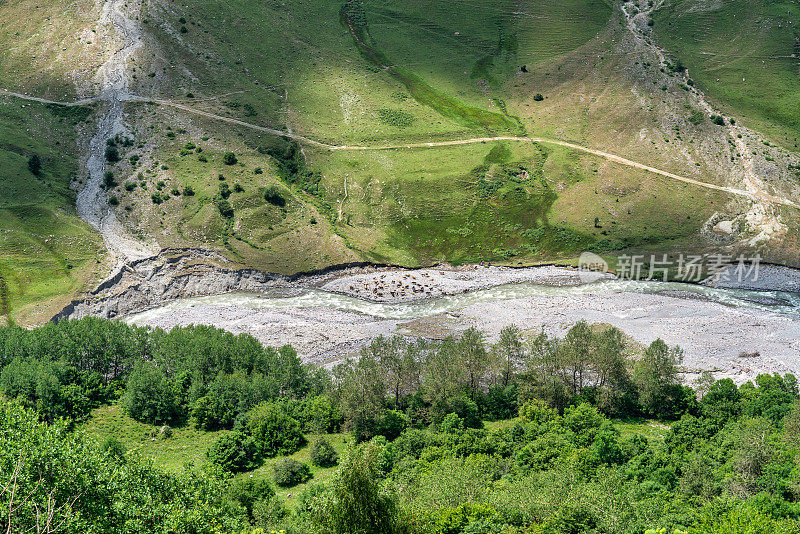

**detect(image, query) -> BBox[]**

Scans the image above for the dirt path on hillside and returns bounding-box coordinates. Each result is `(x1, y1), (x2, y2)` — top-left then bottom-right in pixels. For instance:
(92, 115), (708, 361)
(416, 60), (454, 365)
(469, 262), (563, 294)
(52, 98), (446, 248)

(4, 2), (798, 217)
(621, 0), (790, 241)
(7, 86), (796, 210)
(77, 0), (157, 263)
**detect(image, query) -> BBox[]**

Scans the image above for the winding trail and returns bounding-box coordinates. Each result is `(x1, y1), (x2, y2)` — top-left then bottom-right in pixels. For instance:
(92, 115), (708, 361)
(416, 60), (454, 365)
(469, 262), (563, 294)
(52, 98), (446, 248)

(621, 0), (793, 238)
(6, 86), (797, 210)
(3, 0), (797, 222)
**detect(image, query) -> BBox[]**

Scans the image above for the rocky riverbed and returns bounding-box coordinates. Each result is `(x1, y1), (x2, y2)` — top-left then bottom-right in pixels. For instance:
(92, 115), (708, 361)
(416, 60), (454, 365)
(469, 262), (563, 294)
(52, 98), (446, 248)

(124, 264), (800, 383)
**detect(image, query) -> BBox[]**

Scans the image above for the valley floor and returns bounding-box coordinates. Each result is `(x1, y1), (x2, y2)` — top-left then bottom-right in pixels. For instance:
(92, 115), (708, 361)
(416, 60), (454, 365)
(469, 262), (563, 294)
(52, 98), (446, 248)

(125, 265), (800, 383)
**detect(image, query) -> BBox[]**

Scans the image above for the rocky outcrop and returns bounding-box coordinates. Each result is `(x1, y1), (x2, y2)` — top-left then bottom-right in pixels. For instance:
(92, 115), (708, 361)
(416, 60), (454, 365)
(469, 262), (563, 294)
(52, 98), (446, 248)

(53, 249), (287, 320)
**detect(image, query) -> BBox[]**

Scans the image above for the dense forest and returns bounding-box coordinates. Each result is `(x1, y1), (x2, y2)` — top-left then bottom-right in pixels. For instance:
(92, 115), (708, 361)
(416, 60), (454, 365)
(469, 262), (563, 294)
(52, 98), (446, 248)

(1, 318), (800, 533)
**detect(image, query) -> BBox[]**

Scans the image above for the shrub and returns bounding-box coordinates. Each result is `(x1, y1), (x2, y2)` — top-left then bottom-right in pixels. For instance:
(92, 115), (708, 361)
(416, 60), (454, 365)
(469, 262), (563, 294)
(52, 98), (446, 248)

(223, 151), (238, 165)
(217, 199), (234, 218)
(254, 167), (263, 174)
(103, 171), (116, 189)
(108, 195), (119, 206)
(273, 459), (312, 488)
(207, 431), (259, 473)
(310, 437), (339, 467)
(182, 186), (195, 196)
(229, 478), (275, 520)
(219, 182), (231, 199)
(533, 93), (544, 102)
(376, 108), (415, 128)
(151, 193), (163, 204)
(99, 436), (127, 461)
(376, 410), (408, 440)
(125, 181), (137, 191)
(247, 402), (305, 457)
(27, 154), (42, 175)
(688, 110), (705, 125)
(264, 185), (286, 207)
(171, 188), (181, 196)
(233, 183), (244, 193)
(198, 154), (208, 162)
(105, 145), (120, 163)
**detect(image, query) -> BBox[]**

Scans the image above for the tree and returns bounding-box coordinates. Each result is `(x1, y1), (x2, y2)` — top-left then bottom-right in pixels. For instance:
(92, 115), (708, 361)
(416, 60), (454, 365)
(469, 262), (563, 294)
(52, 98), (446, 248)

(422, 337), (468, 408)
(313, 441), (406, 534)
(27, 154), (42, 175)
(335, 351), (387, 442)
(217, 198), (234, 218)
(207, 431), (259, 473)
(121, 360), (180, 424)
(247, 402), (305, 457)
(458, 328), (490, 400)
(310, 436), (339, 467)
(223, 151), (238, 165)
(104, 145), (120, 163)
(702, 378), (741, 425)
(633, 339), (684, 418)
(264, 185), (287, 207)
(495, 325), (523, 387)
(0, 400), (244, 533)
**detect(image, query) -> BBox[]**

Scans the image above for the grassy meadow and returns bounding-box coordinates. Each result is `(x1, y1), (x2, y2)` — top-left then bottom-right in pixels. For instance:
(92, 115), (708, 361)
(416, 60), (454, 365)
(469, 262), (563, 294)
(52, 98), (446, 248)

(0, 97), (102, 324)
(653, 0), (800, 149)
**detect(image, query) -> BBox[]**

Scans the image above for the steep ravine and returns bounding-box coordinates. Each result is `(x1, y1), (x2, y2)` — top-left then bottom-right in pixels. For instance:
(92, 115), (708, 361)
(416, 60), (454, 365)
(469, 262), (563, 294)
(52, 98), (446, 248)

(78, 0), (157, 262)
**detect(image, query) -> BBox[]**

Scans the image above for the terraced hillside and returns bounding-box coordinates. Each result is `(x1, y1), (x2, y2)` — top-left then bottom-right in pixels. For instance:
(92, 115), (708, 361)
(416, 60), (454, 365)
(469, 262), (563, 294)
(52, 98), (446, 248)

(0, 0), (799, 322)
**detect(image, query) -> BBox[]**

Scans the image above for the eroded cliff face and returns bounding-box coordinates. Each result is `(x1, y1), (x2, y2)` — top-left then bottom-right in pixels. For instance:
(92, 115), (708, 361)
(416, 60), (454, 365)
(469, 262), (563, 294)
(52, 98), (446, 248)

(54, 249), (284, 320)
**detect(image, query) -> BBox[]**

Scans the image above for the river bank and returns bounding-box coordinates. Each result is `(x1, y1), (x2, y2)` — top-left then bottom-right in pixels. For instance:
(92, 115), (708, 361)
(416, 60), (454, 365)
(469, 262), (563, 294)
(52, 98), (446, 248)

(124, 264), (800, 384)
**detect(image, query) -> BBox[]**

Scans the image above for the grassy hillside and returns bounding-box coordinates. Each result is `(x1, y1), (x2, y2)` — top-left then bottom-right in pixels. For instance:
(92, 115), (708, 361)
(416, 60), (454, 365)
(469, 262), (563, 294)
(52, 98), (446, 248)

(0, 97), (102, 324)
(653, 0), (800, 149)
(125, 0), (749, 271)
(1, 0), (798, 305)
(0, 0), (102, 99)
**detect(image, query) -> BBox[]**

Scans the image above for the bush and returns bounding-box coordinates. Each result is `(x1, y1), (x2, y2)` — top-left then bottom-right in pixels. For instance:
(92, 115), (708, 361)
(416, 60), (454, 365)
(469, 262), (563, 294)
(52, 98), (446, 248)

(219, 182), (231, 199)
(233, 183), (244, 193)
(99, 436), (127, 461)
(171, 188), (181, 196)
(229, 478), (275, 520)
(376, 410), (408, 440)
(533, 93), (544, 102)
(27, 154), (42, 175)
(207, 431), (259, 473)
(310, 436), (339, 467)
(182, 186), (194, 196)
(121, 361), (181, 425)
(223, 151), (238, 165)
(108, 195), (119, 206)
(125, 181), (137, 191)
(217, 198), (234, 218)
(264, 185), (286, 207)
(105, 145), (120, 163)
(151, 193), (163, 204)
(103, 171), (116, 189)
(273, 458), (312, 488)
(247, 402), (306, 457)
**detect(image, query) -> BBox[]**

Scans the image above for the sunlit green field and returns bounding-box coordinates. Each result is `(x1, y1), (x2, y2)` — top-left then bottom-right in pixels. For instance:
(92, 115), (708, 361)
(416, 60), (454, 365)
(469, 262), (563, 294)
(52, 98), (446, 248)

(0, 98), (102, 323)
(653, 0), (800, 149)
